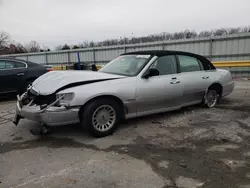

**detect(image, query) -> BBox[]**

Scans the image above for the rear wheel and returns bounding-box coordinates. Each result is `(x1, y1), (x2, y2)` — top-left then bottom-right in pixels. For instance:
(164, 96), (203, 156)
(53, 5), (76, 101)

(204, 89), (218, 108)
(80, 98), (121, 137)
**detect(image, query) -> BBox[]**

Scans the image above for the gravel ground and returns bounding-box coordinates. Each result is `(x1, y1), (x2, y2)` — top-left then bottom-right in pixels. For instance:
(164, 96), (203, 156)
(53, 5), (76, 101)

(0, 81), (250, 188)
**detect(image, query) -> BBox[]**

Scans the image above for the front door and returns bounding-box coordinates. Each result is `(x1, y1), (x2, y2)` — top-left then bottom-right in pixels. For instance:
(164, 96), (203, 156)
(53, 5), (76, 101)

(0, 60), (26, 93)
(136, 55), (182, 115)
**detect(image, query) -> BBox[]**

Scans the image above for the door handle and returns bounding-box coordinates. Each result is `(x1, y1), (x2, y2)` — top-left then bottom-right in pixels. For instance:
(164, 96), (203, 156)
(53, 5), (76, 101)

(202, 76), (209, 79)
(170, 77), (180, 84)
(170, 80), (180, 84)
(17, 73), (24, 76)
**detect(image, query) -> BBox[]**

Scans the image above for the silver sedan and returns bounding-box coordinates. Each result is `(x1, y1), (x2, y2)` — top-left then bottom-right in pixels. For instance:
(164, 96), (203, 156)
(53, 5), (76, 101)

(14, 51), (234, 137)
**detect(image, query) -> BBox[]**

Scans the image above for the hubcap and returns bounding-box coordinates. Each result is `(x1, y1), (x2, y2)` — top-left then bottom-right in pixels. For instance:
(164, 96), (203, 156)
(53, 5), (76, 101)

(92, 105), (116, 132)
(207, 90), (218, 107)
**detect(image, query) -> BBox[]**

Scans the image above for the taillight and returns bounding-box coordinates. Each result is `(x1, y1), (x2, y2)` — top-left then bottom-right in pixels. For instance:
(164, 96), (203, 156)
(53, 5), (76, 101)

(47, 68), (53, 72)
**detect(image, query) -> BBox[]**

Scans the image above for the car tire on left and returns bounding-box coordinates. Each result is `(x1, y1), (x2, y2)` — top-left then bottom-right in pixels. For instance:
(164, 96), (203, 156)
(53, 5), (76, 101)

(80, 98), (122, 137)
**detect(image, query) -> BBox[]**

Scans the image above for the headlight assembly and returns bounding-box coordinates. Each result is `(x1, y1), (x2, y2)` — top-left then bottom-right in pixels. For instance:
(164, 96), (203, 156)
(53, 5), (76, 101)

(56, 93), (75, 106)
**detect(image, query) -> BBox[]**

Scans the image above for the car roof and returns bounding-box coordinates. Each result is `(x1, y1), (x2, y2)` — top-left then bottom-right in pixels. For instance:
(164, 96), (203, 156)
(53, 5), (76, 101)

(0, 57), (41, 67)
(122, 50), (205, 58)
(122, 50), (215, 70)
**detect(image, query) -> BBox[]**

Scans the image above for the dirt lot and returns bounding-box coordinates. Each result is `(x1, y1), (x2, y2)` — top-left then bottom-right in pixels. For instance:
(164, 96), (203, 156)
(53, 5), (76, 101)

(0, 81), (250, 188)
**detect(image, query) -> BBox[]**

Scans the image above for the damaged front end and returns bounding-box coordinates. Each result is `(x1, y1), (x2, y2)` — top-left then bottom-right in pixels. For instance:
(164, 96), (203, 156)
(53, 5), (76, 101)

(13, 87), (80, 127)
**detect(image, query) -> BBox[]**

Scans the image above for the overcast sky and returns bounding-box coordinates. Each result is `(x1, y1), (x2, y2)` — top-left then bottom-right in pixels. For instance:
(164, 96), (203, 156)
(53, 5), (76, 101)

(0, 0), (249, 48)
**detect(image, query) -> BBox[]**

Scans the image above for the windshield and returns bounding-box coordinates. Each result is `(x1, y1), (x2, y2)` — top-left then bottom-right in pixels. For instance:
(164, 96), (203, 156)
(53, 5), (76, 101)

(99, 55), (151, 76)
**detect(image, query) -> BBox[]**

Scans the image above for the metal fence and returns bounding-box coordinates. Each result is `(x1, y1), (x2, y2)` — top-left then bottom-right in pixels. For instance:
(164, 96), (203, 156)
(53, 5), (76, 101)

(1, 33), (250, 66)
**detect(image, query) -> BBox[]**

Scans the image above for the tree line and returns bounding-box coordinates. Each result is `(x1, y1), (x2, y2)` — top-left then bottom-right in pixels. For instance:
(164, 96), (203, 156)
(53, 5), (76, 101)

(0, 31), (50, 55)
(1, 26), (250, 55)
(57, 27), (250, 50)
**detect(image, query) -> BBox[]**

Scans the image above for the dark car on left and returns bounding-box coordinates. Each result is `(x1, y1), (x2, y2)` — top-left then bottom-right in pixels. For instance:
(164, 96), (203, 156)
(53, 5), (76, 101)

(0, 57), (48, 94)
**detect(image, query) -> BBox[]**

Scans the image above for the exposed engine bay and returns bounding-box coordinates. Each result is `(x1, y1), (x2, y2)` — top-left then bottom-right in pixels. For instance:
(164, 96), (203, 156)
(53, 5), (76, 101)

(21, 88), (59, 110)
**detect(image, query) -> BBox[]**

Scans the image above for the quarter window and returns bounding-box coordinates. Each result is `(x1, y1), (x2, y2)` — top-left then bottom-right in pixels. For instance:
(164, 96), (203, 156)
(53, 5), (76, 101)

(150, 55), (177, 75)
(178, 55), (203, 72)
(0, 61), (5, 69)
(14, 61), (26, 68)
(5, 62), (15, 69)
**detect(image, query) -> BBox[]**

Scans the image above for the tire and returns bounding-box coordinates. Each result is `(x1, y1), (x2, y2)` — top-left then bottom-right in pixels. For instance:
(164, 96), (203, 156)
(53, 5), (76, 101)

(80, 98), (122, 137)
(18, 80), (34, 95)
(203, 89), (218, 108)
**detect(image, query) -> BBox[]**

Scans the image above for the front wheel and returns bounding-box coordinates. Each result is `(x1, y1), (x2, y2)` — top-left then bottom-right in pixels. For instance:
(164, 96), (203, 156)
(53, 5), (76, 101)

(80, 98), (121, 137)
(204, 89), (218, 108)
(18, 80), (34, 95)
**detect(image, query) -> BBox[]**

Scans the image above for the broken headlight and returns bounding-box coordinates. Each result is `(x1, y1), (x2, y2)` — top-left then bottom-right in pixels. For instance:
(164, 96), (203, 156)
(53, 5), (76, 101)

(56, 92), (75, 106)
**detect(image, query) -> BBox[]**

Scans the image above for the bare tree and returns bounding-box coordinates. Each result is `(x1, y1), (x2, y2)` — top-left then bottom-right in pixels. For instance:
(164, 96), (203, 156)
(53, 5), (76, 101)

(26, 41), (40, 52)
(198, 31), (212, 37)
(242, 26), (250, 33)
(82, 41), (90, 48)
(0, 31), (11, 49)
(183, 30), (197, 39)
(227, 27), (241, 35)
(58, 26), (250, 50)
(89, 41), (95, 47)
(14, 43), (27, 53)
(213, 28), (228, 36)
(72, 45), (80, 49)
(61, 44), (70, 50)
(54, 45), (63, 51)
(173, 32), (185, 39)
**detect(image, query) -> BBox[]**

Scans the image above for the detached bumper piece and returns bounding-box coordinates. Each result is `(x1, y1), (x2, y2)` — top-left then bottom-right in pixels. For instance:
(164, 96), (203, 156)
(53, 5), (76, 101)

(14, 93), (80, 127)
(13, 114), (22, 126)
(30, 123), (51, 135)
(13, 95), (23, 126)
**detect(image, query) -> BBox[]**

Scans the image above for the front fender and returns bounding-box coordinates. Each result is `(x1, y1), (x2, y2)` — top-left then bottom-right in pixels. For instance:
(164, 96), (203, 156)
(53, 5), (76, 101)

(61, 77), (137, 107)
(72, 92), (126, 107)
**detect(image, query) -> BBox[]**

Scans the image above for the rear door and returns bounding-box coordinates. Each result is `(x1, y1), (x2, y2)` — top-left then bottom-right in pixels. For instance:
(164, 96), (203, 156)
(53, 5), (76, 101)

(136, 55), (182, 115)
(177, 55), (211, 106)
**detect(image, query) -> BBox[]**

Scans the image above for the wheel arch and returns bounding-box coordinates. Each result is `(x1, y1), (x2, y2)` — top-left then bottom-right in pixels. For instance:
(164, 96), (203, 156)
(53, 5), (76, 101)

(202, 82), (223, 107)
(24, 76), (38, 85)
(18, 77), (38, 94)
(207, 82), (223, 97)
(79, 95), (126, 120)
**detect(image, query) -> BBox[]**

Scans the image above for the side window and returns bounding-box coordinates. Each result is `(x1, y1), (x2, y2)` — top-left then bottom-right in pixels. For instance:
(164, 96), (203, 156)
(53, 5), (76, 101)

(5, 62), (15, 69)
(150, 55), (177, 75)
(178, 55), (202, 73)
(14, 61), (26, 68)
(0, 61), (6, 69)
(0, 60), (18, 69)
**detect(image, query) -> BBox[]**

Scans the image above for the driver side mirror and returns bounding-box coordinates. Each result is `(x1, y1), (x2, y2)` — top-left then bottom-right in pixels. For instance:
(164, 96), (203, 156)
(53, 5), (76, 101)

(143, 68), (159, 79)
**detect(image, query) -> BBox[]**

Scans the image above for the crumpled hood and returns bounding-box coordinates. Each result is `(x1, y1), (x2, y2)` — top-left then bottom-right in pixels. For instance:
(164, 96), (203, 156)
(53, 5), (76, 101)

(32, 70), (125, 95)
